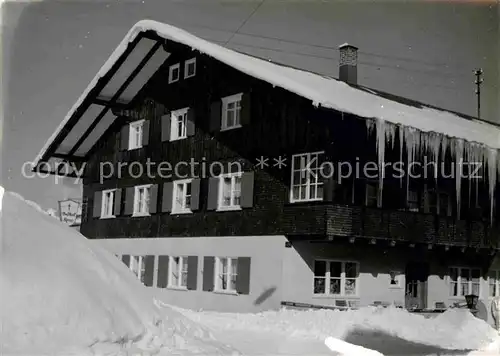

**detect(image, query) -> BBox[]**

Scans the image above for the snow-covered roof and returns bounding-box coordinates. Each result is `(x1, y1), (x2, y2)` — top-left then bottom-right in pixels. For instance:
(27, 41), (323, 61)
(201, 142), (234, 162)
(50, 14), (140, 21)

(33, 19), (500, 174)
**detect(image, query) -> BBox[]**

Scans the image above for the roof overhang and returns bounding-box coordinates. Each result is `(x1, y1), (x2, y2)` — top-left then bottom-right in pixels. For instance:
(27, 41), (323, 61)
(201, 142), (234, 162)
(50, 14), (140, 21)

(32, 30), (171, 176)
(33, 20), (500, 178)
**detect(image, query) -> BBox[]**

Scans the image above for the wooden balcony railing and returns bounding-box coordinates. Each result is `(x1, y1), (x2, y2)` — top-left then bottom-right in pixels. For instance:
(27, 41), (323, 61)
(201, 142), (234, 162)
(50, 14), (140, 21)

(283, 203), (499, 248)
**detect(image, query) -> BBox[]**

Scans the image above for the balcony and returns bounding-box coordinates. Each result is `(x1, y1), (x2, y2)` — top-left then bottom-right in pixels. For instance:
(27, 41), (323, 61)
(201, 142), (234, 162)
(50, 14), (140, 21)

(282, 203), (499, 249)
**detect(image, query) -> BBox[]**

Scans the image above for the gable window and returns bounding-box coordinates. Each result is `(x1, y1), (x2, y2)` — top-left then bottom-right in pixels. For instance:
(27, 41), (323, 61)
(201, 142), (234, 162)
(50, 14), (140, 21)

(129, 120), (145, 150)
(221, 93), (242, 130)
(215, 257), (238, 293)
(290, 152), (324, 203)
(489, 270), (500, 297)
(170, 107), (189, 141)
(168, 63), (180, 83)
(101, 189), (116, 218)
(133, 185), (151, 216)
(172, 179), (192, 214)
(130, 255), (146, 283)
(449, 267), (481, 297)
(313, 260), (359, 296)
(184, 58), (196, 79)
(218, 172), (242, 210)
(168, 256), (188, 288)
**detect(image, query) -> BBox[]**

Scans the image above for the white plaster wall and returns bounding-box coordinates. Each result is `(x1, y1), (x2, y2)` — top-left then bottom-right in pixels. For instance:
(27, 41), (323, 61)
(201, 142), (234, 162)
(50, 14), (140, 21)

(281, 241), (407, 308)
(93, 235), (287, 313)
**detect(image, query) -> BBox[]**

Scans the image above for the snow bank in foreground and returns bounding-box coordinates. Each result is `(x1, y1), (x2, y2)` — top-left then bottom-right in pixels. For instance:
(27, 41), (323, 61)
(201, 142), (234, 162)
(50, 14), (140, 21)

(0, 187), (236, 356)
(178, 305), (498, 352)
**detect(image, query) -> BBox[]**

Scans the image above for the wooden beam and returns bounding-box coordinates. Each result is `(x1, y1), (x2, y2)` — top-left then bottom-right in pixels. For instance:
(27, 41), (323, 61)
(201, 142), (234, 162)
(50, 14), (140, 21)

(68, 40), (162, 157)
(92, 98), (128, 107)
(32, 168), (82, 179)
(52, 153), (86, 162)
(40, 33), (146, 165)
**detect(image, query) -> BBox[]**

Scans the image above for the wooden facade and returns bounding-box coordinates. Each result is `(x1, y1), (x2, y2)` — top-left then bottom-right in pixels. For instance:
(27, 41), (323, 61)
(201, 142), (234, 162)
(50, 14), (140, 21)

(79, 38), (499, 250)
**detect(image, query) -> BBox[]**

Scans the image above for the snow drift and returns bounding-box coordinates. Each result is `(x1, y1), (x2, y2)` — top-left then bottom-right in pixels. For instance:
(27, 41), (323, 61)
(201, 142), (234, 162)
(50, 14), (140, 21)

(0, 187), (236, 356)
(179, 305), (500, 352)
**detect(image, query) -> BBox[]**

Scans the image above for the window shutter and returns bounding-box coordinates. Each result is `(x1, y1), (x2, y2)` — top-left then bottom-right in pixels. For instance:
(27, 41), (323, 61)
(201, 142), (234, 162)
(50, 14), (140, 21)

(423, 185), (430, 213)
(240, 172), (254, 208)
(161, 114), (171, 142)
(236, 257), (251, 295)
(123, 187), (135, 215)
(240, 93), (251, 125)
(209, 101), (222, 132)
(121, 254), (130, 267)
(120, 124), (130, 151)
(323, 177), (335, 202)
(162, 182), (173, 212)
(113, 188), (122, 215)
(143, 255), (155, 287)
(142, 120), (150, 146)
(202, 256), (215, 291)
(206, 177), (219, 211)
(149, 184), (158, 214)
(190, 179), (201, 211)
(186, 256), (198, 290)
(186, 108), (196, 137)
(157, 255), (169, 288)
(93, 191), (102, 218)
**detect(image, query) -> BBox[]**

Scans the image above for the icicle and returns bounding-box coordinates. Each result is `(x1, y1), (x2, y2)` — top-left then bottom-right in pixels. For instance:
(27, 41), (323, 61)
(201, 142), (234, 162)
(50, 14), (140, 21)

(403, 126), (420, 202)
(486, 148), (498, 223)
(399, 126), (404, 188)
(453, 139), (464, 220)
(375, 119), (388, 206)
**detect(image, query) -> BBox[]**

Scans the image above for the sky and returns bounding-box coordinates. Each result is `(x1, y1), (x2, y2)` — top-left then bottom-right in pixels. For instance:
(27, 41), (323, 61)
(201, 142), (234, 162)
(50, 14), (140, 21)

(1, 0), (499, 210)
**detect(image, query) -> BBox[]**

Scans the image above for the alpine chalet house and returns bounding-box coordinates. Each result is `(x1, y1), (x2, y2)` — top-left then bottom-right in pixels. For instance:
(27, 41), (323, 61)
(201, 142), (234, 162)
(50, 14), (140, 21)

(33, 20), (500, 323)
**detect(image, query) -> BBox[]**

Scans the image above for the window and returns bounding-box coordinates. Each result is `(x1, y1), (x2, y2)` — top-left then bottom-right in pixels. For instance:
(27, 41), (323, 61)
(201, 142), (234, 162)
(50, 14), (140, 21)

(407, 190), (419, 212)
(170, 108), (189, 141)
(221, 93), (242, 130)
(427, 188), (438, 214)
(172, 179), (192, 214)
(215, 257), (238, 292)
(168, 63), (180, 83)
(184, 58), (196, 78)
(101, 189), (116, 218)
(290, 152), (324, 203)
(439, 192), (452, 216)
(449, 267), (481, 297)
(129, 120), (145, 150)
(489, 270), (500, 297)
(389, 271), (402, 288)
(365, 182), (378, 207)
(130, 255), (146, 283)
(313, 260), (359, 296)
(218, 172), (242, 210)
(425, 187), (452, 216)
(168, 256), (188, 288)
(133, 185), (151, 216)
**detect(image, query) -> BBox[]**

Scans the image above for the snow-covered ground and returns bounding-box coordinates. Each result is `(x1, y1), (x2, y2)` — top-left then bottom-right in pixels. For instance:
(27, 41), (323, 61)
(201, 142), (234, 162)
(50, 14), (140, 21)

(0, 186), (236, 356)
(1, 185), (499, 356)
(173, 303), (500, 356)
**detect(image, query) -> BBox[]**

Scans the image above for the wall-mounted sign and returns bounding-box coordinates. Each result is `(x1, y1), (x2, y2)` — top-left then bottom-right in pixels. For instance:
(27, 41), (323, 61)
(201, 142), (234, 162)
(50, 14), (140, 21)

(58, 199), (82, 226)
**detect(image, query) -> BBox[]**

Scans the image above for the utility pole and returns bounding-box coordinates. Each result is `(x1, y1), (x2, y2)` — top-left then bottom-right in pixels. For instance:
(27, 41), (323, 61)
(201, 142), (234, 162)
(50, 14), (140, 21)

(474, 68), (483, 119)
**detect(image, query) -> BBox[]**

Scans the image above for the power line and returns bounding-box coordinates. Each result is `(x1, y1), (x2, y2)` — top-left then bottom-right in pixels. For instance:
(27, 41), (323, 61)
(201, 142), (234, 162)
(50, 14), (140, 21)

(224, 0), (266, 46)
(226, 41), (466, 85)
(174, 20), (474, 71)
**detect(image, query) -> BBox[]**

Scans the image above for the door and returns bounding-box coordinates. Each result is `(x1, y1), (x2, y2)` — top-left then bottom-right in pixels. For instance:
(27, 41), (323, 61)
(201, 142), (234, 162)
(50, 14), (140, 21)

(405, 262), (429, 309)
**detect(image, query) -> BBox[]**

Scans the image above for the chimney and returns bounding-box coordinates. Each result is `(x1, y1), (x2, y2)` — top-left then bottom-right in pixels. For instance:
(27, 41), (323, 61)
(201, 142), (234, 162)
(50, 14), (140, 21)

(339, 43), (358, 85)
